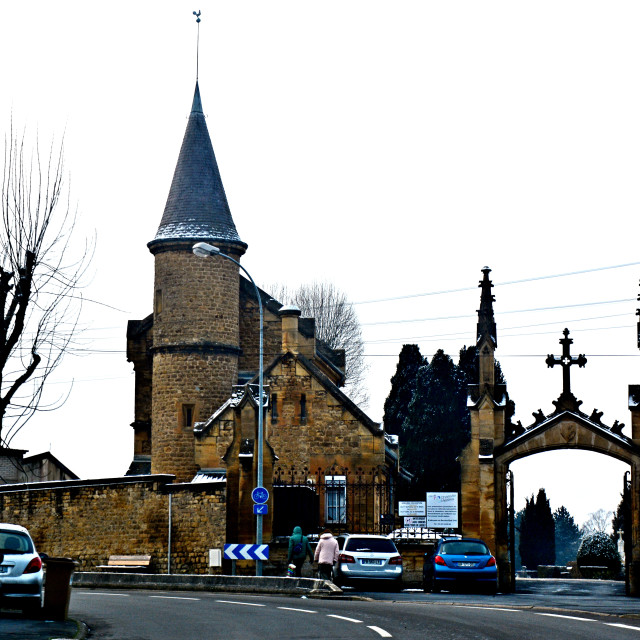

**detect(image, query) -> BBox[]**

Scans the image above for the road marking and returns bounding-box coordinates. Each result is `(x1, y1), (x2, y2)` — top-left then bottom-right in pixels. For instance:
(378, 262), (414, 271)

(454, 605), (521, 612)
(81, 592), (130, 597)
(535, 613), (596, 623)
(215, 600), (266, 607)
(149, 595), (200, 601)
(368, 625), (392, 637)
(277, 606), (317, 613)
(327, 614), (363, 623)
(606, 623), (640, 631)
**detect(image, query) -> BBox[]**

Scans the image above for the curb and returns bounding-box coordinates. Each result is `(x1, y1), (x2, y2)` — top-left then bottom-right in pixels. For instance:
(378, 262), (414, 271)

(72, 572), (341, 597)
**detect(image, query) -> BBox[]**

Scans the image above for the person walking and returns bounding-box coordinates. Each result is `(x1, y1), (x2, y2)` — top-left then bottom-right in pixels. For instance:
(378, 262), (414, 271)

(314, 529), (339, 581)
(287, 525), (313, 577)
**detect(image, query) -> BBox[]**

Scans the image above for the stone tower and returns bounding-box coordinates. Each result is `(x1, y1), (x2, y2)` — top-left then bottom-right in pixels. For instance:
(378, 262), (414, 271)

(147, 82), (247, 481)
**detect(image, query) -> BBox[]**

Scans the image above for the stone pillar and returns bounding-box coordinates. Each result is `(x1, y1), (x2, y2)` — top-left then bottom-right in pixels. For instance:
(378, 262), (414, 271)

(629, 460), (640, 597)
(494, 462), (513, 593)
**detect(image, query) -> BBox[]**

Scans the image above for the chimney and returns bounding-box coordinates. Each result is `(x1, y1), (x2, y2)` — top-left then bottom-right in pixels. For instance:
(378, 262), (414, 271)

(280, 305), (301, 354)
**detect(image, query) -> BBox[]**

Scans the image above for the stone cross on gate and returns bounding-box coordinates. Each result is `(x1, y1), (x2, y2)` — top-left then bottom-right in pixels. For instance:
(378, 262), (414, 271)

(545, 328), (587, 397)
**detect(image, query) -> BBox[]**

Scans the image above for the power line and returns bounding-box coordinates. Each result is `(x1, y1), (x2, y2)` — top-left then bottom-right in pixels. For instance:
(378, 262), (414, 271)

(354, 261), (640, 306)
(362, 298), (635, 327)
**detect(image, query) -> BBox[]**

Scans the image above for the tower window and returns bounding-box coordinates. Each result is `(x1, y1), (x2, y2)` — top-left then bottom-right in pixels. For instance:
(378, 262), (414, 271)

(300, 393), (307, 425)
(271, 393), (278, 423)
(155, 289), (163, 314)
(182, 404), (195, 430)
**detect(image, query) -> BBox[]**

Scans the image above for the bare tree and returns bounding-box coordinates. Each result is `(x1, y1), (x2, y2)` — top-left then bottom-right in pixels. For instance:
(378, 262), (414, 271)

(0, 127), (91, 446)
(270, 281), (369, 407)
(581, 508), (613, 536)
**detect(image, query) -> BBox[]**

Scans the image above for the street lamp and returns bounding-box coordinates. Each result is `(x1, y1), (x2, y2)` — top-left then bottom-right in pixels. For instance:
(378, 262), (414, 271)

(192, 241), (265, 576)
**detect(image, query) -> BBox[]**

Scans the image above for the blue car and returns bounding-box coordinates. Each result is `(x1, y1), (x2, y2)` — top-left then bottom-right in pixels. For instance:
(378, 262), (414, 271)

(423, 537), (497, 594)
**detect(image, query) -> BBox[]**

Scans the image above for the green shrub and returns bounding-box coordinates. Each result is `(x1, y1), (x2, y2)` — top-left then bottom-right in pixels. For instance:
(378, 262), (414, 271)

(577, 532), (621, 576)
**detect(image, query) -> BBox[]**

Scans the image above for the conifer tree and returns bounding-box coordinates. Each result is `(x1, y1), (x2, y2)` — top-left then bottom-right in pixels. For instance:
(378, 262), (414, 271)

(519, 489), (555, 569)
(401, 349), (470, 494)
(383, 344), (425, 438)
(554, 505), (581, 565)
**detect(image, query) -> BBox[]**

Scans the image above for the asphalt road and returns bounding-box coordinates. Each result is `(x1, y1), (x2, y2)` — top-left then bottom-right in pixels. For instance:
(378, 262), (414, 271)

(69, 586), (640, 640)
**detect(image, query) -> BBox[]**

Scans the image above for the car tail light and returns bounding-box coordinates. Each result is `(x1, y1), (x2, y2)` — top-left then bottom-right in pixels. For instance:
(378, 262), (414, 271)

(486, 556), (496, 567)
(388, 555), (403, 566)
(23, 556), (42, 574)
(434, 555), (446, 566)
(339, 553), (355, 564)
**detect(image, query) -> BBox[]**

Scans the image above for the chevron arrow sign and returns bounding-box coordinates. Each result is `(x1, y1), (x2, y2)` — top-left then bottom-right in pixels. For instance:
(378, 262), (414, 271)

(224, 543), (270, 561)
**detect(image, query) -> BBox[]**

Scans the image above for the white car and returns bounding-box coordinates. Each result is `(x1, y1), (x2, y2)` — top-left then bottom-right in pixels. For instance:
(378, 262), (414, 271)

(0, 523), (44, 614)
(335, 534), (403, 589)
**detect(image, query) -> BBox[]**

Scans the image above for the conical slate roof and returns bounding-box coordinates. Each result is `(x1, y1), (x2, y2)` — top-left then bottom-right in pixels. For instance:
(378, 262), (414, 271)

(149, 82), (245, 250)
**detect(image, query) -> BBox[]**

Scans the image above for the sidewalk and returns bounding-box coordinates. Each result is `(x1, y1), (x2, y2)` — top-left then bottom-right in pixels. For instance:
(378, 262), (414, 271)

(0, 611), (86, 639)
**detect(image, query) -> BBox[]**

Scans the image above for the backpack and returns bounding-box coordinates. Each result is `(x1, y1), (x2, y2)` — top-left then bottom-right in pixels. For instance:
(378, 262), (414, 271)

(292, 542), (303, 555)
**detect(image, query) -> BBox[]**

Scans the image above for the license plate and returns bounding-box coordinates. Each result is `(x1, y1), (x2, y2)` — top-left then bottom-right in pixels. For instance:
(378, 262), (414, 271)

(457, 562), (475, 567)
(361, 559), (383, 565)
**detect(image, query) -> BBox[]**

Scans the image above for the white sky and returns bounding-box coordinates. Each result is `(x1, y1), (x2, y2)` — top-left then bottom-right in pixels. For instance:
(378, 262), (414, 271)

(1, 1), (638, 529)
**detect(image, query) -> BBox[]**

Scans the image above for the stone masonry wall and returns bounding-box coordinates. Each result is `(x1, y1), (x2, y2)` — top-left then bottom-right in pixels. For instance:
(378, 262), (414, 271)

(151, 352), (238, 480)
(0, 476), (225, 574)
(153, 250), (240, 347)
(267, 357), (383, 474)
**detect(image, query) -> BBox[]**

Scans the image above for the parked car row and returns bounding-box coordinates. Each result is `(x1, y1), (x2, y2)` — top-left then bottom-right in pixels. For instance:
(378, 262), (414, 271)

(328, 532), (498, 594)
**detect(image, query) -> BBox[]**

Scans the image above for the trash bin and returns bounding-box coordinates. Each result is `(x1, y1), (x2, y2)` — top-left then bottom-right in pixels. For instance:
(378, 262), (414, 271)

(42, 557), (77, 621)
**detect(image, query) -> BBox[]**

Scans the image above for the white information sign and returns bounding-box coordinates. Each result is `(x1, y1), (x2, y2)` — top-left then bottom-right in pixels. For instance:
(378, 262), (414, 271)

(404, 516), (427, 527)
(426, 492), (459, 528)
(398, 501), (426, 517)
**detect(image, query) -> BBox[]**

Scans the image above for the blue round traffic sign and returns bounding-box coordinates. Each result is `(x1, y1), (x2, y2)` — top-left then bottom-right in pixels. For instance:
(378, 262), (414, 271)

(252, 486), (269, 504)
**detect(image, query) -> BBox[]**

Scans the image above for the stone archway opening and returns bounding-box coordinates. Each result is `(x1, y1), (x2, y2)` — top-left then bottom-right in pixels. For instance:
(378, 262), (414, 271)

(509, 449), (629, 576)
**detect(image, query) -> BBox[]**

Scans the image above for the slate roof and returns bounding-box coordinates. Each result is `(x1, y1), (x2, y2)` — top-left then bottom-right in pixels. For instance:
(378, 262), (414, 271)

(149, 82), (246, 250)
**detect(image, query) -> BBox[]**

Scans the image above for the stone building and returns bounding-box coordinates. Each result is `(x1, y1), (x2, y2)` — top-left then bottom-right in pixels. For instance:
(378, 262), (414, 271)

(127, 82), (398, 542)
(0, 447), (78, 484)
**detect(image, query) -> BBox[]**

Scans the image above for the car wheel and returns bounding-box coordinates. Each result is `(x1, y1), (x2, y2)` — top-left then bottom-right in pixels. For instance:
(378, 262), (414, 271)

(431, 577), (440, 594)
(422, 577), (431, 593)
(487, 582), (497, 596)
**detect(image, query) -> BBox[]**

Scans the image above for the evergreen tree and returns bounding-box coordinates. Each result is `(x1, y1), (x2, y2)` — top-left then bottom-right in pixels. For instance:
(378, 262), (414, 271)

(519, 489), (555, 570)
(577, 532), (621, 574)
(383, 344), (425, 438)
(554, 506), (581, 566)
(401, 349), (470, 494)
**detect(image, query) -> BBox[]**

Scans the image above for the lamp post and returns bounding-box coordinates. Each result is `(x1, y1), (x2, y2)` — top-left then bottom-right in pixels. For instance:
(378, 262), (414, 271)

(192, 241), (265, 576)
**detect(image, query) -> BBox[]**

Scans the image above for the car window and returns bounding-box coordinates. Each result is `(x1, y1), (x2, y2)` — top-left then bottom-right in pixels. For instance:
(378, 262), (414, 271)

(440, 541), (489, 556)
(0, 530), (33, 554)
(344, 538), (397, 553)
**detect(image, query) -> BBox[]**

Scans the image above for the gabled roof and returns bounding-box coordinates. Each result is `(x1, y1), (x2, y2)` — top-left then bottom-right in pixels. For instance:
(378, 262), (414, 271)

(197, 352), (381, 438)
(148, 82), (246, 251)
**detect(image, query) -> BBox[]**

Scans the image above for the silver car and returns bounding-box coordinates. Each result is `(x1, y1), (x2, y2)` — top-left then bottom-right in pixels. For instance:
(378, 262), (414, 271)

(0, 523), (44, 614)
(335, 534), (403, 589)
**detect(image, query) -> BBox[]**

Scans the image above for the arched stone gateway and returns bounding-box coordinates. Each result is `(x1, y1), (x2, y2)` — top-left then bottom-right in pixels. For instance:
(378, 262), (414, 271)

(459, 268), (640, 596)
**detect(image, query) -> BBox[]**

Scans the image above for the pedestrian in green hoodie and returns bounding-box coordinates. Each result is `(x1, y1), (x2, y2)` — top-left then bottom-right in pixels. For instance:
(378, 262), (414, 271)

(287, 526), (314, 577)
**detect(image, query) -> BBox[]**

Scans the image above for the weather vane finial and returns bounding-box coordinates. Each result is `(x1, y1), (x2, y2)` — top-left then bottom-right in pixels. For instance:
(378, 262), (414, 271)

(193, 10), (202, 81)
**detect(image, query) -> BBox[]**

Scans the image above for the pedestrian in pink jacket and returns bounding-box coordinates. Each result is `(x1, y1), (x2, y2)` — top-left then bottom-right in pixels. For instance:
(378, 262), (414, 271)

(314, 529), (339, 581)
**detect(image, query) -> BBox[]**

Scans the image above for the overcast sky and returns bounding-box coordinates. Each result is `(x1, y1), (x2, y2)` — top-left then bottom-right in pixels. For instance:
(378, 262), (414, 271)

(1, 1), (639, 528)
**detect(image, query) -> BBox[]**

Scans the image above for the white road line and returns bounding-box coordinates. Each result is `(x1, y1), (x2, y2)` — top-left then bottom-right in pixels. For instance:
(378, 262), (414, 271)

(80, 592), (130, 597)
(277, 606), (317, 613)
(327, 614), (363, 623)
(368, 625), (393, 637)
(215, 600), (266, 607)
(535, 613), (596, 623)
(149, 595), (200, 601)
(454, 605), (521, 612)
(606, 623), (640, 632)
